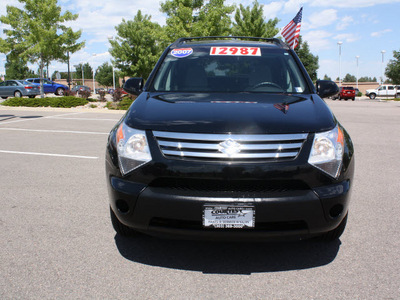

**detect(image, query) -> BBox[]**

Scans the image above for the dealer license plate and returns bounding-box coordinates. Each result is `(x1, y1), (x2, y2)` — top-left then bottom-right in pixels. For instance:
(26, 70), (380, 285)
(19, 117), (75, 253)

(203, 205), (255, 229)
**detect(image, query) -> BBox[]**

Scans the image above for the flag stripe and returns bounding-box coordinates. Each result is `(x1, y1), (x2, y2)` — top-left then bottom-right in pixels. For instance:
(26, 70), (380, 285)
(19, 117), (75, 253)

(281, 7), (303, 49)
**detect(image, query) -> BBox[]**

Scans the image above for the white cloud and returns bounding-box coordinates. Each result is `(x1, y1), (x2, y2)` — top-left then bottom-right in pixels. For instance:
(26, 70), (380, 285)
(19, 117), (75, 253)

(336, 16), (354, 30)
(302, 30), (334, 51)
(309, 0), (400, 8)
(371, 29), (393, 37)
(306, 9), (338, 29)
(334, 33), (359, 43)
(263, 2), (284, 20)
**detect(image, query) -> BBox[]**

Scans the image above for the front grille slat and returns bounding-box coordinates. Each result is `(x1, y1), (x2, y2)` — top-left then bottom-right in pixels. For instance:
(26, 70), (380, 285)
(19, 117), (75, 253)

(153, 131), (308, 162)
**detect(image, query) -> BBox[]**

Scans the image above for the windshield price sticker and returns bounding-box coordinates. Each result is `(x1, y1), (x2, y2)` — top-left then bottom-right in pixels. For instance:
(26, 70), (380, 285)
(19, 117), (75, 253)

(203, 205), (255, 228)
(210, 47), (261, 56)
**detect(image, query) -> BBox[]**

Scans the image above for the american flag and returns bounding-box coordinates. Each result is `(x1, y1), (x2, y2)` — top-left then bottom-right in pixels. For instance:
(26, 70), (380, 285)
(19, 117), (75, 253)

(281, 7), (303, 49)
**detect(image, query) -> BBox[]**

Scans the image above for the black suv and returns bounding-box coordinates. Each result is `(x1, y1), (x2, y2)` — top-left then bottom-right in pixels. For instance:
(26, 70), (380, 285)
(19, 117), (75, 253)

(106, 37), (354, 241)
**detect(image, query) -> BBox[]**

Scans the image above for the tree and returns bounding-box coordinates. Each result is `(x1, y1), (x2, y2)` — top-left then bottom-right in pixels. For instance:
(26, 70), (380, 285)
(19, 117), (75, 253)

(161, 0), (235, 39)
(343, 73), (357, 82)
(323, 74), (331, 81)
(160, 0), (204, 40)
(74, 63), (93, 79)
(232, 0), (279, 38)
(192, 0), (235, 37)
(95, 62), (114, 88)
(295, 36), (319, 82)
(109, 10), (166, 79)
(4, 54), (35, 79)
(359, 76), (377, 82)
(385, 49), (400, 84)
(0, 0), (84, 97)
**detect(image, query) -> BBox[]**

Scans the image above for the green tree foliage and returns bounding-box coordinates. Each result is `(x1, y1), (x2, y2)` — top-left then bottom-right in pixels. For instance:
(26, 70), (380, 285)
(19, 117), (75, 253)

(0, 0), (84, 97)
(95, 62), (114, 88)
(109, 10), (166, 79)
(343, 73), (357, 82)
(323, 74), (331, 81)
(358, 76), (377, 82)
(4, 55), (35, 79)
(295, 36), (319, 82)
(74, 63), (93, 79)
(192, 0), (235, 36)
(160, 0), (204, 40)
(232, 0), (279, 38)
(385, 49), (400, 84)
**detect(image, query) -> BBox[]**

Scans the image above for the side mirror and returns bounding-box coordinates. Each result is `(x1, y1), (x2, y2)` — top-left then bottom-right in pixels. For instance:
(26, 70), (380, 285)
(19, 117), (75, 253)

(316, 80), (339, 99)
(123, 77), (144, 95)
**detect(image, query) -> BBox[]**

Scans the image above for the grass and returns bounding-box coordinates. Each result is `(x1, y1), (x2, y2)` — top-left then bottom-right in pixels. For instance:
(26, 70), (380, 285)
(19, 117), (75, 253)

(1, 96), (88, 108)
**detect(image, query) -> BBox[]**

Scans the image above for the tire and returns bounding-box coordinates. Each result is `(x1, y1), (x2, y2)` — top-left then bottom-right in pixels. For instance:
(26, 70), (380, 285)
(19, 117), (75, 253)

(320, 213), (348, 242)
(110, 206), (138, 237)
(1, 96), (7, 99)
(369, 93), (376, 99)
(352, 98), (355, 101)
(56, 87), (65, 96)
(28, 95), (36, 98)
(14, 91), (22, 98)
(396, 93), (400, 98)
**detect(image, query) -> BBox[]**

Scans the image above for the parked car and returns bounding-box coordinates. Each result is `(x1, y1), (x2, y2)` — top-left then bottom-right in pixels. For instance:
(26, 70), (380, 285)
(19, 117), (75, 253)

(0, 80), (40, 99)
(71, 85), (91, 93)
(25, 78), (69, 96)
(106, 37), (354, 242)
(95, 88), (105, 94)
(332, 86), (356, 101)
(365, 84), (400, 99)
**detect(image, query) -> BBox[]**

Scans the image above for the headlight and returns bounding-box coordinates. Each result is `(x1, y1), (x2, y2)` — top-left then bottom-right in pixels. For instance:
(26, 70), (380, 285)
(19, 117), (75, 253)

(116, 123), (152, 175)
(308, 125), (344, 179)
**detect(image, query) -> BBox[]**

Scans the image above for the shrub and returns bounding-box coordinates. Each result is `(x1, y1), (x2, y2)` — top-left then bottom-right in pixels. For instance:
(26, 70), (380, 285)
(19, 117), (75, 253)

(105, 95), (135, 110)
(112, 88), (123, 102)
(98, 90), (106, 102)
(64, 90), (76, 97)
(78, 90), (91, 100)
(1, 96), (88, 108)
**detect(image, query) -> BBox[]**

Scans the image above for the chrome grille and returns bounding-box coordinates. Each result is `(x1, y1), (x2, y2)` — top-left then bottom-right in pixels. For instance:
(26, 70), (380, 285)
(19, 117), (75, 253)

(153, 131), (308, 161)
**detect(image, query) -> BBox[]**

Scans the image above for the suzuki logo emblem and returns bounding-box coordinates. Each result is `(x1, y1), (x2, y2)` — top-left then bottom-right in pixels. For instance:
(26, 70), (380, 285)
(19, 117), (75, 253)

(218, 139), (241, 157)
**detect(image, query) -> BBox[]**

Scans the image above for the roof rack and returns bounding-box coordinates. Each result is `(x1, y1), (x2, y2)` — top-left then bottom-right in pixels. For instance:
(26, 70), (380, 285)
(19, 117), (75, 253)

(172, 36), (289, 49)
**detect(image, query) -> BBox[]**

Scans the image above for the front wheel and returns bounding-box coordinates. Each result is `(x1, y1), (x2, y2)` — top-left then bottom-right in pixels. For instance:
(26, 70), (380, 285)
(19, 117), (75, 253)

(56, 87), (65, 96)
(320, 213), (348, 242)
(110, 207), (139, 237)
(14, 91), (22, 98)
(1, 96), (7, 99)
(369, 93), (376, 99)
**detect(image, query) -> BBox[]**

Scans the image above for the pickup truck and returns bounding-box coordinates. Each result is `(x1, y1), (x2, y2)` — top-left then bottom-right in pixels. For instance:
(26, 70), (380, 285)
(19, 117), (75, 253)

(365, 85), (400, 99)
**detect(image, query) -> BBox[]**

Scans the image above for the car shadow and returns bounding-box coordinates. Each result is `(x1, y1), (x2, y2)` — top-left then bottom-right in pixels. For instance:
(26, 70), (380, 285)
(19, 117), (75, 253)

(114, 234), (341, 274)
(0, 114), (43, 122)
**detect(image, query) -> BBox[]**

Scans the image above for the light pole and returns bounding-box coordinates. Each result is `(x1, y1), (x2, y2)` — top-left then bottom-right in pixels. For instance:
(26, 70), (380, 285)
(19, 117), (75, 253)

(381, 50), (386, 85)
(337, 41), (343, 87)
(108, 36), (116, 90)
(92, 54), (97, 93)
(356, 56), (360, 89)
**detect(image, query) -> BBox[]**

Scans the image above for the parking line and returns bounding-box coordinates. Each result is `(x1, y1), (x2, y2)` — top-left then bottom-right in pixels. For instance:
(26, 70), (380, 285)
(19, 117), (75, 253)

(0, 150), (98, 159)
(0, 128), (109, 135)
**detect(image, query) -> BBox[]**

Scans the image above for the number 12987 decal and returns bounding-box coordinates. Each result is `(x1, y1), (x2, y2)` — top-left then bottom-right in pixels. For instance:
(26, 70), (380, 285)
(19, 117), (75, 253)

(210, 47), (261, 56)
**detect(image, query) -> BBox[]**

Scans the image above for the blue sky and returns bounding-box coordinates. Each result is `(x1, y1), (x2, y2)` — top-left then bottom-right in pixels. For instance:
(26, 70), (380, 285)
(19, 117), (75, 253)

(1, 0), (400, 82)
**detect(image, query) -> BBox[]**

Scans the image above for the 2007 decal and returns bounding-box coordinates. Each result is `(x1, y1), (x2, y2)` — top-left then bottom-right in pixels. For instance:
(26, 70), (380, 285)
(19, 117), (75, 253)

(210, 47), (261, 56)
(171, 48), (193, 58)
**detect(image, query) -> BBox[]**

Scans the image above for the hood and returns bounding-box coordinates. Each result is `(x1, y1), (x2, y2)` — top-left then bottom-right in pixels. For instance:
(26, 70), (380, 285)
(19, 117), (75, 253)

(125, 92), (336, 134)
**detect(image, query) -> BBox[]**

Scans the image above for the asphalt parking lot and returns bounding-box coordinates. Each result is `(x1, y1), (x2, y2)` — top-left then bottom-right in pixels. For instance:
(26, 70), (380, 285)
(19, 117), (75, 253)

(1, 99), (399, 299)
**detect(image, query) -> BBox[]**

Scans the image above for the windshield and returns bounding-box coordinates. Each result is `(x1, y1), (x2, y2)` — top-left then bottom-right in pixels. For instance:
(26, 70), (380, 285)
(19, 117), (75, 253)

(151, 46), (309, 94)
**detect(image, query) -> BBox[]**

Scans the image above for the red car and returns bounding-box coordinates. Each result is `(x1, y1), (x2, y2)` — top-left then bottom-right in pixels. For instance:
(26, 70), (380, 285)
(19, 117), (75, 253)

(333, 86), (356, 101)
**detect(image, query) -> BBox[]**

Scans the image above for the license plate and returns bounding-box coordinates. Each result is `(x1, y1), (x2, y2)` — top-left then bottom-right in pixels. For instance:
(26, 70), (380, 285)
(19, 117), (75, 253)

(203, 205), (255, 228)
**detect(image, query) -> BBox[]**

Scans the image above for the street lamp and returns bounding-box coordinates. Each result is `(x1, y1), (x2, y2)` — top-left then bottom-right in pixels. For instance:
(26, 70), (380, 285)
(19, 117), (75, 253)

(356, 56), (360, 89)
(108, 36), (116, 90)
(337, 41), (343, 87)
(381, 50), (386, 85)
(92, 54), (97, 93)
